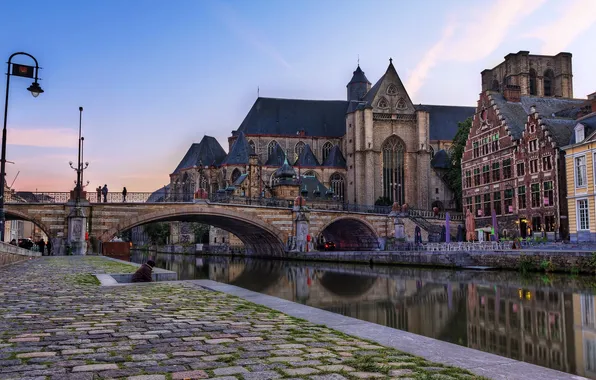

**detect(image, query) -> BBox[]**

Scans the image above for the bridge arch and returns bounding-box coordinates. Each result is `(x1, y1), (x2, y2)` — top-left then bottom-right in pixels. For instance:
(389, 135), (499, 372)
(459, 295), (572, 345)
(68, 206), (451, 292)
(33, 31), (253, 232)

(102, 206), (287, 256)
(315, 217), (379, 251)
(5, 209), (52, 238)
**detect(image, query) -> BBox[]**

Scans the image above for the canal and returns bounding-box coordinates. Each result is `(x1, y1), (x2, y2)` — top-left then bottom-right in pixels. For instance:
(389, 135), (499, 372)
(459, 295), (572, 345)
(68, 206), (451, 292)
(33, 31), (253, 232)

(131, 250), (596, 379)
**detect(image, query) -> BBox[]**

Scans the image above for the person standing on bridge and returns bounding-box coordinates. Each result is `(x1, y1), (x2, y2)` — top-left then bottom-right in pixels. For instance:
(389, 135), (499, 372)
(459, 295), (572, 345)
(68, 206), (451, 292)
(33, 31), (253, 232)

(102, 184), (108, 203)
(122, 187), (127, 202)
(96, 186), (101, 202)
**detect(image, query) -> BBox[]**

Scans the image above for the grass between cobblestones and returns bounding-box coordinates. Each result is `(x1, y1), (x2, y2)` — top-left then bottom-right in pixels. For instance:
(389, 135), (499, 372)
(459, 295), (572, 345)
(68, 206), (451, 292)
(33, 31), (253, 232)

(0, 257), (491, 380)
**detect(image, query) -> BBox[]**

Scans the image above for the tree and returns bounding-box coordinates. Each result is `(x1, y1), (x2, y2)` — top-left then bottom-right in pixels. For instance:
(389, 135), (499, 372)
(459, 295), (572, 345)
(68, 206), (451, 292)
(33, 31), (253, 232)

(143, 222), (170, 245)
(445, 117), (472, 211)
(190, 223), (209, 244)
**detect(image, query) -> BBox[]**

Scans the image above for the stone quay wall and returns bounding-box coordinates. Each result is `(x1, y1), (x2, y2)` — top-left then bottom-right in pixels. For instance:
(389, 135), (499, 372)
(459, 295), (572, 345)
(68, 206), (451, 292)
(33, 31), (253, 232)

(0, 242), (41, 267)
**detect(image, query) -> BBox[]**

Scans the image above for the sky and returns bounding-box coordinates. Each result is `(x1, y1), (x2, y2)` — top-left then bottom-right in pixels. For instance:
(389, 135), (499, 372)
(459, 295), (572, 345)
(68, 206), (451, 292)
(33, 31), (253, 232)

(0, 0), (595, 192)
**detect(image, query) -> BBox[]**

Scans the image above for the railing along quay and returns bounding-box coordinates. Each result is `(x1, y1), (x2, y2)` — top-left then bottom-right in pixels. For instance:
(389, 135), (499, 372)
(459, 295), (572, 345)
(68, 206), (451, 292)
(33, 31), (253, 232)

(5, 191), (464, 219)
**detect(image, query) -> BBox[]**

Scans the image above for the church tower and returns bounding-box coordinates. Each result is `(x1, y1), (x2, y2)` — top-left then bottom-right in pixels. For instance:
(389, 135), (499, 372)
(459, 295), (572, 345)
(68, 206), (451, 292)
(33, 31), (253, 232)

(346, 65), (371, 101)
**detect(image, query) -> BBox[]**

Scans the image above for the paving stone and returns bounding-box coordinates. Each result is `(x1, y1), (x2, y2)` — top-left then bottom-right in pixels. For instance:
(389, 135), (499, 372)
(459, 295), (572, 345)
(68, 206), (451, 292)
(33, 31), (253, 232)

(213, 366), (249, 375)
(349, 373), (385, 379)
(282, 367), (320, 376)
(127, 375), (166, 380)
(270, 349), (303, 356)
(388, 369), (415, 377)
(172, 350), (207, 357)
(242, 370), (282, 380)
(130, 353), (168, 361)
(310, 375), (348, 380)
(72, 363), (119, 372)
(171, 370), (209, 379)
(316, 365), (355, 371)
(210, 377), (238, 380)
(205, 338), (235, 344)
(61, 349), (94, 355)
(268, 356), (303, 362)
(16, 352), (57, 358)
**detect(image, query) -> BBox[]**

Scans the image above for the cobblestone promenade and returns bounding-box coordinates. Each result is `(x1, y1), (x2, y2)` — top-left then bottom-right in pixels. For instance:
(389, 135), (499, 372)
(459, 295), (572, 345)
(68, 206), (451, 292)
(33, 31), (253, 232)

(0, 257), (486, 380)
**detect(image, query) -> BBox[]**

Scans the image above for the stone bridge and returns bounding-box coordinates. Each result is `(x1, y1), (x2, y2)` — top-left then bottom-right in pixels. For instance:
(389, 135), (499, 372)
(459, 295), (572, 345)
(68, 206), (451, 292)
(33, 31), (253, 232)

(5, 201), (395, 255)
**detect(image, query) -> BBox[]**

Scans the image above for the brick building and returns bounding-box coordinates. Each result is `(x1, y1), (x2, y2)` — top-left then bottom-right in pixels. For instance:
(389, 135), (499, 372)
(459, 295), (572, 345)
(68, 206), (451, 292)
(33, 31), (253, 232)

(462, 51), (591, 240)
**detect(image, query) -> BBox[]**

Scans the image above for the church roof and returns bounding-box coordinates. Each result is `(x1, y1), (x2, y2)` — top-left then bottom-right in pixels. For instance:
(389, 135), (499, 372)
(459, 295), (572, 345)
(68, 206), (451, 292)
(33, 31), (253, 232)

(491, 93), (585, 140)
(294, 144), (320, 167)
(347, 65), (371, 85)
(235, 97), (349, 137)
(322, 145), (346, 168)
(274, 157), (296, 179)
(172, 135), (226, 174)
(264, 142), (286, 166)
(221, 132), (250, 165)
(232, 173), (248, 186)
(431, 149), (452, 169)
(147, 184), (170, 203)
(298, 175), (330, 200)
(362, 59), (414, 109)
(415, 105), (476, 141)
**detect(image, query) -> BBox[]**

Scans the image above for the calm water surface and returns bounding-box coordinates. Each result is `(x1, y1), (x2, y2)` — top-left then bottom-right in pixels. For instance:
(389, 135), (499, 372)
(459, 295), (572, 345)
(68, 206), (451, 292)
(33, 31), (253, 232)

(131, 250), (596, 379)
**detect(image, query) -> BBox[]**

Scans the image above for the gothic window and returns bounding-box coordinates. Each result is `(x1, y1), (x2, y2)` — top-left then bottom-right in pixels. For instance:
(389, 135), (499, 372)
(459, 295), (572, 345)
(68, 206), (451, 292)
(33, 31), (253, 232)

(267, 140), (278, 157)
(294, 141), (305, 162)
(544, 69), (554, 96)
(387, 84), (398, 95)
(248, 140), (256, 154)
(377, 97), (389, 109)
(330, 172), (345, 200)
(322, 141), (333, 163)
(529, 69), (537, 95)
(231, 168), (241, 183)
(304, 170), (317, 179)
(491, 80), (500, 91)
(270, 172), (280, 187)
(182, 173), (193, 202)
(382, 135), (405, 205)
(396, 97), (407, 110)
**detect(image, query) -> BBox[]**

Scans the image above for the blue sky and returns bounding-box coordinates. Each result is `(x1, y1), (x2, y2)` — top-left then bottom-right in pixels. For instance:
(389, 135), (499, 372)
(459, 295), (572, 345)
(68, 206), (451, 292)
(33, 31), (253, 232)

(0, 0), (595, 191)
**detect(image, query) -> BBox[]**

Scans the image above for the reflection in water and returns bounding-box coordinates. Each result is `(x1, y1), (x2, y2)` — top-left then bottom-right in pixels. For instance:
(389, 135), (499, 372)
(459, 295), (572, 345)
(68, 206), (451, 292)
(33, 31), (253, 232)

(131, 250), (596, 379)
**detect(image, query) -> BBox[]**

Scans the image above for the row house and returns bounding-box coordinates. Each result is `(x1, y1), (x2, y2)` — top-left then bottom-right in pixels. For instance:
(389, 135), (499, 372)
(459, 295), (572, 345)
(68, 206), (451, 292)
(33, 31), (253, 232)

(462, 51), (590, 240)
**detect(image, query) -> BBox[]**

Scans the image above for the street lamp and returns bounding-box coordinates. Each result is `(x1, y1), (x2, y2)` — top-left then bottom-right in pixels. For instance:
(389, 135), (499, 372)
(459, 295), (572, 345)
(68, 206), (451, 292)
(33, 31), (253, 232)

(0, 52), (44, 241)
(69, 107), (88, 204)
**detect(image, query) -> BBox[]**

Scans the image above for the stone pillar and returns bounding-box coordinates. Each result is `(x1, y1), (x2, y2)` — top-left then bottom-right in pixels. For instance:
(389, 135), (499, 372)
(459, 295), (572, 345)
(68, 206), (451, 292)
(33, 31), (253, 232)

(394, 216), (405, 240)
(67, 207), (87, 255)
(292, 198), (310, 253)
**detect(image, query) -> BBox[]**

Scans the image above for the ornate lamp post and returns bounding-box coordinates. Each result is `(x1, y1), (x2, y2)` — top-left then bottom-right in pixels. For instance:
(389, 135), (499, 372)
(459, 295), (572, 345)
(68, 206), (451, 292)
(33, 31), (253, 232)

(69, 107), (89, 202)
(0, 52), (44, 241)
(67, 107), (89, 255)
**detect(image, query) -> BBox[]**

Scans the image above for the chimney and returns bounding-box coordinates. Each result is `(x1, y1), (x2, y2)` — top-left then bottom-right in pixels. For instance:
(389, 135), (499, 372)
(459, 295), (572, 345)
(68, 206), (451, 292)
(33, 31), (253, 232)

(504, 85), (521, 102)
(588, 92), (596, 113)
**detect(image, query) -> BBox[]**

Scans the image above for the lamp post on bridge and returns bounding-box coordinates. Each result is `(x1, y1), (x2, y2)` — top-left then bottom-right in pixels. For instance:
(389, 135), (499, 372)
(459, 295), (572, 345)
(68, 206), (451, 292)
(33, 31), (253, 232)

(0, 52), (44, 242)
(67, 107), (89, 255)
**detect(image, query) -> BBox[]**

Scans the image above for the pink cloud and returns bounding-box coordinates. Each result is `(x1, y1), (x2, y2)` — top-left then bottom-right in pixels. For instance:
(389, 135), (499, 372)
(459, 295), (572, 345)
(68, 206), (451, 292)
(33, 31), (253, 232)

(7, 128), (78, 148)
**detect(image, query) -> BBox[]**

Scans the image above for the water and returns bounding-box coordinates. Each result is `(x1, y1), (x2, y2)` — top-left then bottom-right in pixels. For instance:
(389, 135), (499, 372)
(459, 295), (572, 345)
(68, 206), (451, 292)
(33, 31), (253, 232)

(131, 250), (596, 378)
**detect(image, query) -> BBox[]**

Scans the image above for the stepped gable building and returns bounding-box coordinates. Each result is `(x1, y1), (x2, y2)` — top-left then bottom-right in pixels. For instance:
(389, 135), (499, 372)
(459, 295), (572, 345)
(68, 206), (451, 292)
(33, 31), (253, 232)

(462, 50), (593, 240)
(170, 59), (474, 210)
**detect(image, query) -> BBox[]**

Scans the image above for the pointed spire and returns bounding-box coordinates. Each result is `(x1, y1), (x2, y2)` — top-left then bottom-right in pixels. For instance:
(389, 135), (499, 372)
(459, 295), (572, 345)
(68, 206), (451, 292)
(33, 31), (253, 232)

(294, 144), (320, 167)
(221, 132), (250, 165)
(348, 64), (370, 85)
(274, 156), (296, 180)
(389, 57), (393, 65)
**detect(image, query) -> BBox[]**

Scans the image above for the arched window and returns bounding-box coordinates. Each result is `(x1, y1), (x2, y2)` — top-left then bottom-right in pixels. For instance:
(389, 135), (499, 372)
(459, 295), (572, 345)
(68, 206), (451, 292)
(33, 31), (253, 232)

(330, 173), (345, 200)
(491, 80), (500, 91)
(231, 168), (241, 183)
(248, 140), (256, 154)
(529, 69), (537, 95)
(544, 69), (554, 96)
(322, 141), (333, 163)
(294, 141), (305, 162)
(382, 135), (405, 205)
(304, 170), (318, 180)
(378, 97), (389, 109)
(182, 173), (193, 202)
(267, 140), (278, 157)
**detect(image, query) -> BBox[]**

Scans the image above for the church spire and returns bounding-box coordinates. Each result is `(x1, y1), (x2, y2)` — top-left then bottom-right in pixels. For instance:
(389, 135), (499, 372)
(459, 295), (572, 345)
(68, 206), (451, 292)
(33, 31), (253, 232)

(347, 63), (371, 101)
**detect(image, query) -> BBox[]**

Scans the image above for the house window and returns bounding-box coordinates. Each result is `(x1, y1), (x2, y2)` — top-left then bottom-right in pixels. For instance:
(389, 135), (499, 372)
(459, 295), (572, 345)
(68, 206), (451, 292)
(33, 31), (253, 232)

(517, 162), (525, 176)
(482, 138), (489, 155)
(529, 123), (536, 134)
(544, 215), (555, 232)
(483, 193), (491, 217)
(544, 69), (554, 97)
(493, 191), (502, 215)
(504, 188), (514, 214)
(492, 162), (500, 182)
(529, 139), (538, 152)
(543, 181), (554, 206)
(482, 165), (490, 184)
(578, 199), (590, 230)
(322, 141), (333, 163)
(474, 195), (482, 215)
(473, 141), (480, 158)
(576, 155), (587, 188)
(503, 159), (512, 179)
(382, 135), (405, 204)
(532, 216), (541, 232)
(465, 170), (472, 188)
(582, 294), (595, 327)
(491, 134), (499, 152)
(465, 197), (473, 211)
(542, 156), (552, 171)
(531, 183), (540, 208)
(474, 168), (481, 186)
(576, 125), (585, 143)
(518, 186), (526, 209)
(586, 339), (596, 373)
(530, 159), (539, 173)
(330, 172), (345, 200)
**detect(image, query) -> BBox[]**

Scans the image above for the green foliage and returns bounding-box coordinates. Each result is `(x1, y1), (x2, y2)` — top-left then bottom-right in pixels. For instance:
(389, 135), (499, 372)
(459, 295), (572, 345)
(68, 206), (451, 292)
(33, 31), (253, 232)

(589, 252), (596, 270)
(374, 196), (392, 206)
(444, 117), (472, 211)
(540, 259), (555, 273)
(119, 229), (132, 242)
(190, 223), (209, 244)
(519, 254), (534, 275)
(67, 274), (100, 286)
(143, 222), (170, 245)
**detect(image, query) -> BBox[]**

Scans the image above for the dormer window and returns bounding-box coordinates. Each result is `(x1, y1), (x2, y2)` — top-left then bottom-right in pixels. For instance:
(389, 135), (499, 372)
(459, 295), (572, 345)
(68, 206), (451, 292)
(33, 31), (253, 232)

(387, 84), (398, 95)
(378, 97), (389, 109)
(575, 123), (585, 143)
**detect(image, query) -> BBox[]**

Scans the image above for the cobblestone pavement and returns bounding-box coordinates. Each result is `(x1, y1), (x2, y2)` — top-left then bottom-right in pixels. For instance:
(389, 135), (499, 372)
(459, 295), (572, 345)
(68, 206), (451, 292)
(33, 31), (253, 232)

(0, 257), (487, 380)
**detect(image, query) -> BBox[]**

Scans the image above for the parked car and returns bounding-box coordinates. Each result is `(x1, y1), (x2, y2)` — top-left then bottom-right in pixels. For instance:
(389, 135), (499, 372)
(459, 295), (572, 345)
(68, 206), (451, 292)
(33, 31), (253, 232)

(323, 241), (336, 251)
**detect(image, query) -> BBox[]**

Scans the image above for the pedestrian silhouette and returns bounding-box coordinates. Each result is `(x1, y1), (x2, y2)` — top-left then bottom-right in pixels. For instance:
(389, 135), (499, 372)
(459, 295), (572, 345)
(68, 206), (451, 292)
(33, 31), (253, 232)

(122, 187), (127, 202)
(101, 184), (108, 203)
(96, 186), (101, 202)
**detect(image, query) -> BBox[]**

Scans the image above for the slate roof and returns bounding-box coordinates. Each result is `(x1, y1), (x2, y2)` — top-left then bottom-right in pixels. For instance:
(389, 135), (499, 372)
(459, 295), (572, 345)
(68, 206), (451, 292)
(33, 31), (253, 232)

(147, 185), (170, 203)
(264, 142), (286, 166)
(415, 105), (475, 141)
(294, 144), (320, 167)
(431, 149), (452, 169)
(172, 136), (226, 174)
(347, 65), (370, 85)
(491, 93), (586, 140)
(568, 114), (596, 145)
(540, 118), (576, 147)
(232, 173), (248, 186)
(322, 145), (346, 168)
(274, 157), (296, 180)
(236, 97), (349, 137)
(221, 132), (250, 166)
(297, 175), (330, 200)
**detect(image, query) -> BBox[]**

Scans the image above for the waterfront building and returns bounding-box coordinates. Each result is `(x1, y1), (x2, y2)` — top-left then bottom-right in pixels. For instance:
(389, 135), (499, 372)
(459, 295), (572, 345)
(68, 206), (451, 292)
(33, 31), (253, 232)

(461, 51), (592, 240)
(169, 59), (474, 211)
(561, 103), (596, 242)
